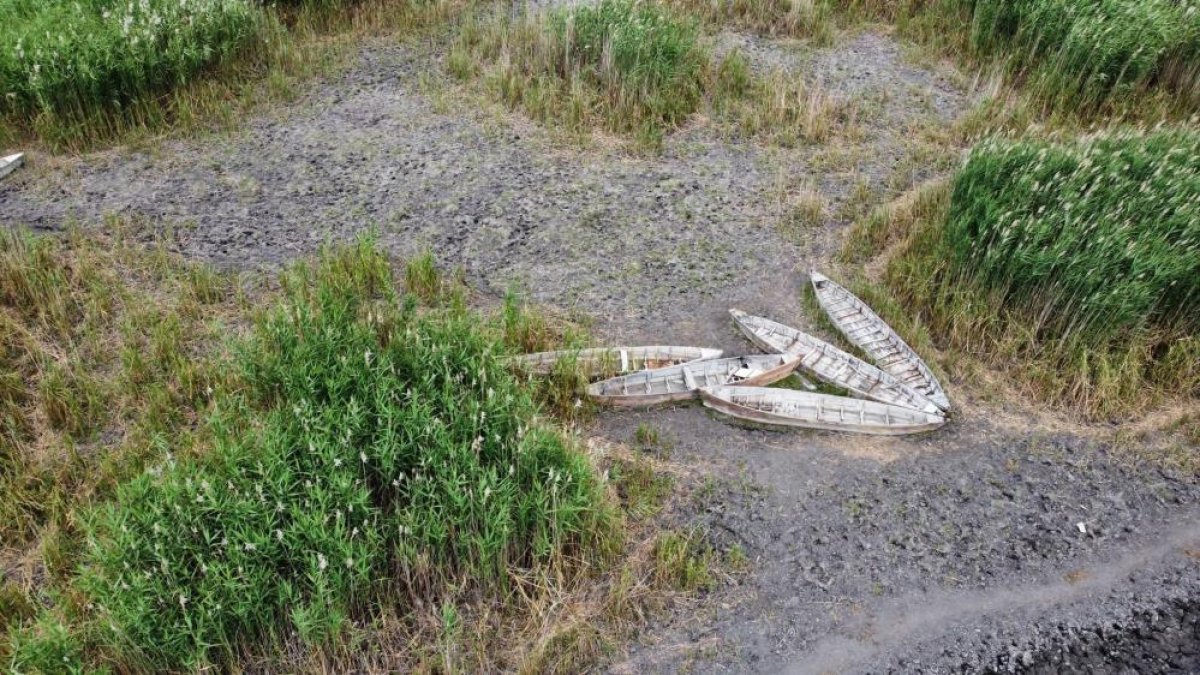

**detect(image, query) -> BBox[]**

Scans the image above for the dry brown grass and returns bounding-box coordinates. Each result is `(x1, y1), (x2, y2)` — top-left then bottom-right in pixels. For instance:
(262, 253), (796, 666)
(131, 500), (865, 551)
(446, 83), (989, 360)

(666, 0), (835, 43)
(719, 66), (855, 146)
(0, 224), (254, 661)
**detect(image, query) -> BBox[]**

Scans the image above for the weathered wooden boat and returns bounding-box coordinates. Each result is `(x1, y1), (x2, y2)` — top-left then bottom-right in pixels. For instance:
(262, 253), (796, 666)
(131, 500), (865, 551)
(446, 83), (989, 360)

(587, 354), (799, 407)
(509, 346), (723, 377)
(810, 271), (950, 411)
(700, 386), (945, 435)
(728, 309), (941, 414)
(0, 153), (24, 180)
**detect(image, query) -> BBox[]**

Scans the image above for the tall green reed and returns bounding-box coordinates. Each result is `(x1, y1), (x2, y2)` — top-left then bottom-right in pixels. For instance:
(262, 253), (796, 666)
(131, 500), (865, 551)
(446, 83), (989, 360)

(8, 239), (614, 671)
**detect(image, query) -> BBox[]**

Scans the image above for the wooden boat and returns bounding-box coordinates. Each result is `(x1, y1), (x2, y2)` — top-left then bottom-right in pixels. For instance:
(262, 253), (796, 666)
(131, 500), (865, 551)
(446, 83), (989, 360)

(700, 386), (945, 435)
(728, 309), (941, 414)
(509, 346), (722, 378)
(0, 153), (23, 180)
(587, 354), (799, 407)
(810, 271), (950, 411)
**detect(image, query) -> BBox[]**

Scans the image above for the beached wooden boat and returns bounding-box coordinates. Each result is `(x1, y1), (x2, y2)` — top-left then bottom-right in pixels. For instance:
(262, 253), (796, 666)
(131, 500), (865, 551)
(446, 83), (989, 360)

(509, 346), (723, 378)
(0, 153), (24, 180)
(700, 386), (945, 435)
(810, 271), (950, 411)
(587, 354), (799, 407)
(728, 309), (940, 414)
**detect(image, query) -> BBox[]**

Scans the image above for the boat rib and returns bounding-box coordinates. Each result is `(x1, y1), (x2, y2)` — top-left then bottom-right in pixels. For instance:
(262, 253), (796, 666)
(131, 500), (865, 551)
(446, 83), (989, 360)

(728, 309), (941, 415)
(587, 354), (799, 407)
(509, 346), (722, 378)
(810, 271), (951, 410)
(700, 386), (945, 435)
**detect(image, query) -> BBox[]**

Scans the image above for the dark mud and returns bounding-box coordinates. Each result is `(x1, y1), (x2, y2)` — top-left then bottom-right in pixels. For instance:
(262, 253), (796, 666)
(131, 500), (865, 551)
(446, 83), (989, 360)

(2, 18), (1197, 675)
(601, 404), (1200, 674)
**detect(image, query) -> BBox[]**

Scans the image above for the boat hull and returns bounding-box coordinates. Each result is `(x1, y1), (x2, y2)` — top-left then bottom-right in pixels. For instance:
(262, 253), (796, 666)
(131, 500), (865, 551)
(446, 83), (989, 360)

(588, 354), (799, 407)
(509, 346), (722, 378)
(728, 309), (940, 414)
(700, 386), (945, 435)
(0, 153), (24, 180)
(811, 271), (950, 411)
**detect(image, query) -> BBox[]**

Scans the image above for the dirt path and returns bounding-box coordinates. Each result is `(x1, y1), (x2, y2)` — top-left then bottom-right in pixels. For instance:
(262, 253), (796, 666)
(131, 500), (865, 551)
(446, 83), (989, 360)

(2, 21), (1197, 674)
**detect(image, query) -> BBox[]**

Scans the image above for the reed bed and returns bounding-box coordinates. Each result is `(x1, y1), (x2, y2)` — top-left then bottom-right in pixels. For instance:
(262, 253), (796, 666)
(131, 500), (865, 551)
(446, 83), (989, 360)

(883, 129), (1200, 417)
(0, 0), (265, 119)
(450, 0), (709, 148)
(3, 236), (617, 671)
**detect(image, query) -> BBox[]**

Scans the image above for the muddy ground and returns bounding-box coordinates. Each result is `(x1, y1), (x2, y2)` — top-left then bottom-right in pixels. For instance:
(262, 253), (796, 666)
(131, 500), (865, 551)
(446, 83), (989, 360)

(2, 17), (1197, 675)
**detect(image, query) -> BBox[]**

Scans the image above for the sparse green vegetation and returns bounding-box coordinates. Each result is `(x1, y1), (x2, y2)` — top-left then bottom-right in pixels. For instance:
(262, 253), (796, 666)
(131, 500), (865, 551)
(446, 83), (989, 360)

(634, 422), (661, 448)
(865, 129), (1200, 418)
(611, 457), (673, 520)
(652, 529), (715, 592)
(450, 0), (709, 148)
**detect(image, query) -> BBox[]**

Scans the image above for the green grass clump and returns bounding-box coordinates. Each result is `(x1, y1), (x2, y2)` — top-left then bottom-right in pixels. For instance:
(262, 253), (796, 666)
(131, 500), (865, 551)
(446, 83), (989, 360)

(7, 239), (616, 671)
(882, 129), (1200, 417)
(451, 0), (708, 148)
(0, 0), (264, 119)
(968, 0), (1200, 112)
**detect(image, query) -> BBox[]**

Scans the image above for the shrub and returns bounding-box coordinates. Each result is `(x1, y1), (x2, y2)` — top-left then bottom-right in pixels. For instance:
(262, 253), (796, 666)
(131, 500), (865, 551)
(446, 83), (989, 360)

(16, 241), (615, 670)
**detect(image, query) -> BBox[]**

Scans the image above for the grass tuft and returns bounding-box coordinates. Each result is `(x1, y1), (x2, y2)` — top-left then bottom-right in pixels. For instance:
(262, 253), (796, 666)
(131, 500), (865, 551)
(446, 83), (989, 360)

(451, 0), (707, 149)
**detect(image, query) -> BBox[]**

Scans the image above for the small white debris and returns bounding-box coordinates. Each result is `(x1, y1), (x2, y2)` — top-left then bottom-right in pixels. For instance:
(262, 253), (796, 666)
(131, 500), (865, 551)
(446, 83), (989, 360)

(1076, 522), (1087, 534)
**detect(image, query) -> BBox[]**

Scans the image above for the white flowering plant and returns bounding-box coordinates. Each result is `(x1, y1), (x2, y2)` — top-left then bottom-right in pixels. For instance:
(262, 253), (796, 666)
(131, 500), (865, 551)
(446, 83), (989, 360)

(0, 0), (262, 118)
(7, 239), (614, 671)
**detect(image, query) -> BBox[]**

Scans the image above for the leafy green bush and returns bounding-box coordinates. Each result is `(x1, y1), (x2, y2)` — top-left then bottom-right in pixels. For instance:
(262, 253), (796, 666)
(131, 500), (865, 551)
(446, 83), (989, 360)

(10, 241), (612, 670)
(0, 0), (264, 118)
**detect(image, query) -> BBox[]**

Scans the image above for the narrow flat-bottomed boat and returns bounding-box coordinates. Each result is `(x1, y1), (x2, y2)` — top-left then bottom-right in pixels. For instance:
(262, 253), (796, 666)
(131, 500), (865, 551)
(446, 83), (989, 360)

(810, 271), (950, 410)
(588, 354), (799, 406)
(728, 309), (940, 414)
(509, 346), (722, 377)
(700, 386), (945, 435)
(0, 153), (24, 180)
